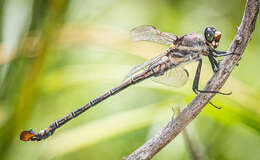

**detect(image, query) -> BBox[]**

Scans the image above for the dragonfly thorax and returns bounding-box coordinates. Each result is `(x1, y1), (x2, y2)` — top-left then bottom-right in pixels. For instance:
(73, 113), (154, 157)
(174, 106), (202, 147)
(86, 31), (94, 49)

(173, 33), (207, 57)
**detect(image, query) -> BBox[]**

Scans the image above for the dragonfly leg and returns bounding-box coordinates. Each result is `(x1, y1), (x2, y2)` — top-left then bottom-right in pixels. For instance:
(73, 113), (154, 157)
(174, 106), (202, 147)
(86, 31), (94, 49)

(236, 56), (242, 66)
(192, 59), (222, 109)
(192, 59), (203, 94)
(192, 59), (232, 95)
(211, 49), (240, 57)
(208, 55), (219, 73)
(211, 49), (241, 67)
(209, 101), (222, 109)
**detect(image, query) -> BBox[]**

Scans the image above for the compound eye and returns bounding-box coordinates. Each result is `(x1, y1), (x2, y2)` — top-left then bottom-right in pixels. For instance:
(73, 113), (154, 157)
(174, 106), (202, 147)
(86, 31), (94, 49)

(204, 27), (215, 42)
(206, 33), (214, 42)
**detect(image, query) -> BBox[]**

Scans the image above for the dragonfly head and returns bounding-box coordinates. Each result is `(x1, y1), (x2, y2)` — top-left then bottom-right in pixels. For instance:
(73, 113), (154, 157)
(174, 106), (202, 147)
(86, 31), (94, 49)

(204, 27), (222, 49)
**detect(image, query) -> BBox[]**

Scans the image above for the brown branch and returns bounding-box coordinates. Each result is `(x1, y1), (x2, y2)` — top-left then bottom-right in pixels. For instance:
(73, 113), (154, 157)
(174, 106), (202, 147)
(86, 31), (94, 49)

(125, 0), (259, 159)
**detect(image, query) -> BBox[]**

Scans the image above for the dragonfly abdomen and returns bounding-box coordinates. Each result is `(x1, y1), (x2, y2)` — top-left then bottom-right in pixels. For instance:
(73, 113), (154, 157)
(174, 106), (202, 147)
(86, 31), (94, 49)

(24, 62), (170, 141)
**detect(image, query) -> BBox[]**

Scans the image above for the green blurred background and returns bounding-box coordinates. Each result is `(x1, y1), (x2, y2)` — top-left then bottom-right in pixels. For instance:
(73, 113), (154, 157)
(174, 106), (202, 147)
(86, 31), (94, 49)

(0, 0), (259, 159)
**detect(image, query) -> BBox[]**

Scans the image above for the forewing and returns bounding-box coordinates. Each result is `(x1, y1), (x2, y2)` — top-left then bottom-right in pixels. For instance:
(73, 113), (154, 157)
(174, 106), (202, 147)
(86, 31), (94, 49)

(152, 66), (189, 87)
(130, 25), (178, 45)
(122, 52), (167, 81)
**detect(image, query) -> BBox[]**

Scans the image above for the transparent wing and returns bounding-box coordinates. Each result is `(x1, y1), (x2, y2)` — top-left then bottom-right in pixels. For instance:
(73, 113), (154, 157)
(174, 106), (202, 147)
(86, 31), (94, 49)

(130, 25), (178, 45)
(122, 52), (167, 81)
(152, 66), (189, 87)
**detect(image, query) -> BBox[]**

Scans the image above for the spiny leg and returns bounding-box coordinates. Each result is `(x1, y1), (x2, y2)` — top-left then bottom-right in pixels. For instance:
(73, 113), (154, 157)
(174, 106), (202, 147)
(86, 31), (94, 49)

(192, 59), (231, 95)
(211, 51), (233, 57)
(192, 59), (223, 109)
(209, 101), (222, 109)
(211, 49), (240, 57)
(211, 49), (241, 67)
(208, 55), (219, 73)
(236, 56), (242, 66)
(208, 55), (234, 96)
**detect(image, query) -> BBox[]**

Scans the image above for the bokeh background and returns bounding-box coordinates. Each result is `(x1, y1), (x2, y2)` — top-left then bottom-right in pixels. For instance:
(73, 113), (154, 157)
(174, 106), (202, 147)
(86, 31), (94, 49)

(0, 0), (259, 160)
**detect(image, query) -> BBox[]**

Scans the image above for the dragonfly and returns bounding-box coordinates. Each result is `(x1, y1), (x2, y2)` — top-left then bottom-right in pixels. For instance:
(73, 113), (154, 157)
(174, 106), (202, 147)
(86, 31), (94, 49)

(20, 25), (235, 141)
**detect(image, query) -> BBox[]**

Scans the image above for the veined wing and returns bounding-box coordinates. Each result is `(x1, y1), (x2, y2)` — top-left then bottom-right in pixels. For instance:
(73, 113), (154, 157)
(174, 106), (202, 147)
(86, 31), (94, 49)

(123, 55), (189, 87)
(122, 52), (167, 81)
(130, 25), (178, 45)
(152, 66), (189, 87)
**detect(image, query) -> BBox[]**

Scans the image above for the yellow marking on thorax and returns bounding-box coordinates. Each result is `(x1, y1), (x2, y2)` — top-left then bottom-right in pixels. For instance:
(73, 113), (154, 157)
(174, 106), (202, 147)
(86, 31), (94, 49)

(170, 43), (176, 48)
(170, 56), (189, 64)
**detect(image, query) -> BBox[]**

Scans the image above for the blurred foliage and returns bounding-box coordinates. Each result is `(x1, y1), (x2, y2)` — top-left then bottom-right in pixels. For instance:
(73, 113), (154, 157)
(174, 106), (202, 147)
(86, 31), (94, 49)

(0, 0), (259, 160)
